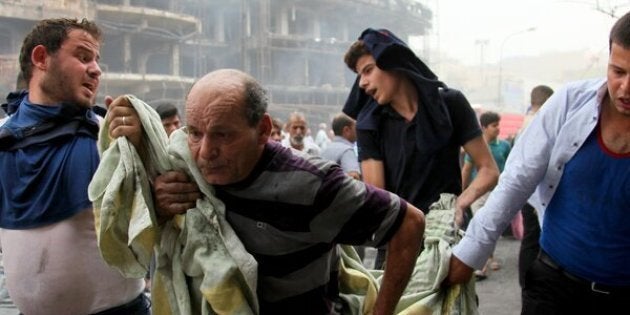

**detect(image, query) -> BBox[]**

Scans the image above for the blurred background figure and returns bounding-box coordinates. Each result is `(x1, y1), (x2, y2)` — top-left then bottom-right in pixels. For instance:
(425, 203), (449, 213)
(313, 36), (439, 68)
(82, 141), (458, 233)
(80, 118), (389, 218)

(281, 111), (320, 155)
(517, 84), (553, 291)
(270, 117), (284, 142)
(461, 111), (511, 280)
(315, 122), (331, 150)
(321, 113), (361, 181)
(154, 101), (181, 137)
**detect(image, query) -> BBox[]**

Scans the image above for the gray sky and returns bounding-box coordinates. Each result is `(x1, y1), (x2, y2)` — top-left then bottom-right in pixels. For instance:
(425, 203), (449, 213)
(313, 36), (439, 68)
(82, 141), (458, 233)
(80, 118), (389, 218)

(426, 0), (626, 66)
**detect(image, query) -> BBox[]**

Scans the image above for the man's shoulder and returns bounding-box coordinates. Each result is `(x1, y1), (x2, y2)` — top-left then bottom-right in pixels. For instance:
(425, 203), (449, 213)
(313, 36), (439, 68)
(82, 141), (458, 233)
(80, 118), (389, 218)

(498, 139), (511, 147)
(561, 78), (606, 105)
(322, 139), (352, 153)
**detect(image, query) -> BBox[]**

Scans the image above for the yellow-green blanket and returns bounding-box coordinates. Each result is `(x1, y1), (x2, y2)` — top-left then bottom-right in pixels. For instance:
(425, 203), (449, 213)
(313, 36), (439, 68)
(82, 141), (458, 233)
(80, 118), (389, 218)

(338, 193), (478, 315)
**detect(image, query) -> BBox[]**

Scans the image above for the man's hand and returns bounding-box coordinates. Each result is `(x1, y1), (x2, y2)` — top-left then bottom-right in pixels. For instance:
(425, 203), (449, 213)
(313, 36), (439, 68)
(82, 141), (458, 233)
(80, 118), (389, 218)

(373, 206), (424, 315)
(105, 95), (142, 148)
(445, 255), (474, 285)
(154, 171), (201, 220)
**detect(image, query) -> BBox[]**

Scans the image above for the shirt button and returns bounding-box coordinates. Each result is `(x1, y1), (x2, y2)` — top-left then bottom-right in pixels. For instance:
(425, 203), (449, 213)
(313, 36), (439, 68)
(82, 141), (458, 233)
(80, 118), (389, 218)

(573, 142), (579, 147)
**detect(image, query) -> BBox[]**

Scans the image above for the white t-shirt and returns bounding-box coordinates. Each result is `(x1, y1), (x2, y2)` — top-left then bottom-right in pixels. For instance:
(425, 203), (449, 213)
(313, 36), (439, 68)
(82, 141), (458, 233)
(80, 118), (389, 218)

(0, 209), (143, 315)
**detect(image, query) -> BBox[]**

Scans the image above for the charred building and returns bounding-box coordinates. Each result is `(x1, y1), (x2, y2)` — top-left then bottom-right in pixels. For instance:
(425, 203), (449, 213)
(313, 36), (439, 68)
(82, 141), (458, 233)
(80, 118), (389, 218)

(0, 0), (433, 124)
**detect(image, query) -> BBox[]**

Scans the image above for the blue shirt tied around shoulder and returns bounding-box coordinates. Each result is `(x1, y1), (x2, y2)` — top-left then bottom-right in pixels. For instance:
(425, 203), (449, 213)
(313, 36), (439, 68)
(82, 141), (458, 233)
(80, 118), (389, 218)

(0, 91), (101, 229)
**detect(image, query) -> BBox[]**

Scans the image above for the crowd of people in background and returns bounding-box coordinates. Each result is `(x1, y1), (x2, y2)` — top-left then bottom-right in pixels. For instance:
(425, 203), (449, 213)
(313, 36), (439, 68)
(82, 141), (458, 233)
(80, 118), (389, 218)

(0, 10), (629, 315)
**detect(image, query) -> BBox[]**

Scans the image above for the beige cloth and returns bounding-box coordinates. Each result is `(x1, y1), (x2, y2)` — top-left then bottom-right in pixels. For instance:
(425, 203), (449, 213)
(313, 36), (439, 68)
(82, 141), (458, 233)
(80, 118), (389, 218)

(338, 193), (478, 315)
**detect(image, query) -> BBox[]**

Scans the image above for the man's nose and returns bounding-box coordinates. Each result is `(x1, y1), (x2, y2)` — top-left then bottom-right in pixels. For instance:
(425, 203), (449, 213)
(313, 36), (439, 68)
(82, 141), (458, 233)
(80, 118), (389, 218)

(199, 138), (218, 160)
(359, 76), (368, 89)
(621, 75), (630, 94)
(89, 61), (102, 78)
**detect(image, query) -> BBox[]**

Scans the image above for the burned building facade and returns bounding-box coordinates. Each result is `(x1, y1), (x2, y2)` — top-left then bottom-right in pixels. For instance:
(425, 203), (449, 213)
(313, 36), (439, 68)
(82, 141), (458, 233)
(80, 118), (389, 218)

(0, 0), (432, 124)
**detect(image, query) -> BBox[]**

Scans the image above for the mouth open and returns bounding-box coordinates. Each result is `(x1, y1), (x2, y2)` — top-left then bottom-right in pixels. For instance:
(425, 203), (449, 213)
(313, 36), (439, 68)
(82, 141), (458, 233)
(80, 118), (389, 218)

(83, 82), (97, 94)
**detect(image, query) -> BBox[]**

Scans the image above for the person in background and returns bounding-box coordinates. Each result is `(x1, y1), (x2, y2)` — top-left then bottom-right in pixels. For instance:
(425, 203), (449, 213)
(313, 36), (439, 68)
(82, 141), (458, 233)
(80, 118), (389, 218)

(270, 117), (284, 142)
(155, 101), (181, 137)
(516, 85), (553, 291)
(281, 111), (321, 155)
(461, 111), (511, 280)
(519, 85), (554, 136)
(0, 18), (148, 315)
(448, 12), (630, 314)
(315, 122), (331, 150)
(321, 112), (361, 180)
(153, 68), (425, 315)
(343, 28), (499, 269)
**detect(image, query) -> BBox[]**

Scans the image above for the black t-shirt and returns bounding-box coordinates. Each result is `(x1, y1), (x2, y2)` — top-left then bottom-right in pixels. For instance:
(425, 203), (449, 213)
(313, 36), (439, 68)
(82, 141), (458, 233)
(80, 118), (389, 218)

(357, 89), (481, 212)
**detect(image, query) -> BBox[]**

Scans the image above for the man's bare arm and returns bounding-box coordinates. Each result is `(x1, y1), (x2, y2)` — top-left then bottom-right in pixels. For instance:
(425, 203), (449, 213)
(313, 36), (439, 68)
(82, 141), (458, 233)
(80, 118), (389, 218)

(373, 205), (425, 315)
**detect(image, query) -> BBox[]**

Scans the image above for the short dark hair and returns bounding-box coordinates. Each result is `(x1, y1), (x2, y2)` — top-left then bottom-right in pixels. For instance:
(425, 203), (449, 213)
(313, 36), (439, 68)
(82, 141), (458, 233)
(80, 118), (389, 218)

(479, 111), (500, 127)
(20, 18), (102, 83)
(271, 117), (283, 130)
(530, 85), (554, 107)
(154, 102), (179, 120)
(344, 40), (370, 72)
(243, 78), (268, 126)
(609, 11), (630, 51)
(331, 113), (354, 135)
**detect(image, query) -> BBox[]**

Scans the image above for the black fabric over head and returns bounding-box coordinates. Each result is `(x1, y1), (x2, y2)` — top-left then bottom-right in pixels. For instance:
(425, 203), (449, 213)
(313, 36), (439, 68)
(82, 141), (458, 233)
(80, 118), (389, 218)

(342, 28), (454, 158)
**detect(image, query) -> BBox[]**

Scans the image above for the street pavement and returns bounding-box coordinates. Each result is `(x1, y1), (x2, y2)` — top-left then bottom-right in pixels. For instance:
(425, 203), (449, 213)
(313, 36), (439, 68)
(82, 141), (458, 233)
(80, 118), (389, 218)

(0, 237), (522, 315)
(476, 236), (522, 315)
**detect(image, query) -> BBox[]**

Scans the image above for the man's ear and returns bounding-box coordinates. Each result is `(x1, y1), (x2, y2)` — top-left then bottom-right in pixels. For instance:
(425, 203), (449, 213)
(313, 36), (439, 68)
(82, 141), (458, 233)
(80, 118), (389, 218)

(342, 125), (351, 137)
(31, 45), (48, 71)
(258, 113), (272, 144)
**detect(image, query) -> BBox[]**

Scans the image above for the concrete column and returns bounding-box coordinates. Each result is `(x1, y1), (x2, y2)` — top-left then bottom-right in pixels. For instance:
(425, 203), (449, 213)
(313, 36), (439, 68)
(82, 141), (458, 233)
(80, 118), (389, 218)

(313, 18), (321, 38)
(278, 6), (288, 35)
(215, 11), (225, 42)
(342, 25), (349, 42)
(123, 34), (131, 72)
(244, 4), (251, 37)
(172, 43), (180, 76)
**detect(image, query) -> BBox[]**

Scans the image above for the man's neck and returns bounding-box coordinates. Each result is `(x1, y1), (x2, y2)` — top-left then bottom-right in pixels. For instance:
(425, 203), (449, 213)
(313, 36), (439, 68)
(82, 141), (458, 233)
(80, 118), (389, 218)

(27, 85), (58, 107)
(291, 143), (304, 151)
(483, 133), (497, 143)
(600, 97), (630, 154)
(390, 79), (418, 122)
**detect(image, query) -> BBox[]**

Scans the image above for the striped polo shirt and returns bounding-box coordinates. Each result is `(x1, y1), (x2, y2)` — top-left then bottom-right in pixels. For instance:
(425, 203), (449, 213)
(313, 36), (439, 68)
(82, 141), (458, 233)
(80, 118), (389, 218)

(215, 141), (406, 314)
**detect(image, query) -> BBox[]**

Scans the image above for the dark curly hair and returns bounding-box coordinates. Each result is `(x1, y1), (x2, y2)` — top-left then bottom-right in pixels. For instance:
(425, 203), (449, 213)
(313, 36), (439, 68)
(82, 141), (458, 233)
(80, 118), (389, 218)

(19, 18), (102, 83)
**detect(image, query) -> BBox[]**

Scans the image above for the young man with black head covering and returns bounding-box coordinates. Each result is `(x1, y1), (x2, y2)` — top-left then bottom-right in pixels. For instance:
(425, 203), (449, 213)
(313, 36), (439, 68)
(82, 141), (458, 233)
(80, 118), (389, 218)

(343, 28), (499, 268)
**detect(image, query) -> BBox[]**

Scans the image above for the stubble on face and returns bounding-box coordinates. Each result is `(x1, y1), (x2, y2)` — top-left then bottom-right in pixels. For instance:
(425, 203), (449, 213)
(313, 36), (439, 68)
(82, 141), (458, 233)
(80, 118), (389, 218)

(607, 43), (630, 117)
(39, 30), (101, 108)
(186, 70), (265, 186)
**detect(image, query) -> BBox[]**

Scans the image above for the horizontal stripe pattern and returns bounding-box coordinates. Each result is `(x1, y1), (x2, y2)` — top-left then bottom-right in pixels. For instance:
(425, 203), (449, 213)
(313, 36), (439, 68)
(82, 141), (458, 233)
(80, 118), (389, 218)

(216, 142), (405, 304)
